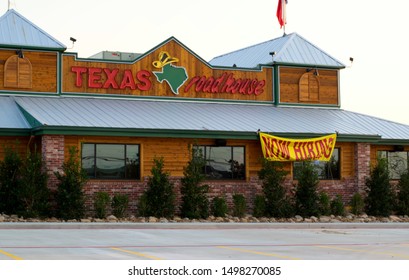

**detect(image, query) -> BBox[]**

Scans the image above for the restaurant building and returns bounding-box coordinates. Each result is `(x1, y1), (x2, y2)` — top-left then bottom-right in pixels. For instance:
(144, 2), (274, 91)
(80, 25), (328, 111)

(1, 9), (409, 213)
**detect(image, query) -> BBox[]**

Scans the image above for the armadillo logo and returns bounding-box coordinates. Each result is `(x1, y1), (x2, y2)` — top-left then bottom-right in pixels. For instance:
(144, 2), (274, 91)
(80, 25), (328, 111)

(152, 51), (188, 95)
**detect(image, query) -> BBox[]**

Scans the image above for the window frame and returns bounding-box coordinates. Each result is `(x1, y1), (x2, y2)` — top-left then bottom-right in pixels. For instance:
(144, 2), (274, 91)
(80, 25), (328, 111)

(195, 145), (246, 181)
(378, 150), (409, 180)
(81, 143), (140, 180)
(293, 147), (341, 180)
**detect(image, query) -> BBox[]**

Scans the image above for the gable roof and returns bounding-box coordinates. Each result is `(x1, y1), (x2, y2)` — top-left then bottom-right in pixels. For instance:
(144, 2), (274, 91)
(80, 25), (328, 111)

(0, 9), (66, 50)
(209, 32), (345, 69)
(6, 95), (409, 144)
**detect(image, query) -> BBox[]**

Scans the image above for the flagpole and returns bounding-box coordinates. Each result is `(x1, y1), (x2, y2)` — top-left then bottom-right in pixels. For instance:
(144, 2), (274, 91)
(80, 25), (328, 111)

(283, 0), (287, 36)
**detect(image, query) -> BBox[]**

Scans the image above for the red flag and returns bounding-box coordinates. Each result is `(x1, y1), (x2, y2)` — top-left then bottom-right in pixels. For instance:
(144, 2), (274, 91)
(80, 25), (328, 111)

(276, 0), (287, 28)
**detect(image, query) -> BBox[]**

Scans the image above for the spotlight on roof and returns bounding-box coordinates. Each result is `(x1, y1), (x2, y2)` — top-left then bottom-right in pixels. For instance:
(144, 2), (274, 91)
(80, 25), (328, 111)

(68, 37), (77, 49)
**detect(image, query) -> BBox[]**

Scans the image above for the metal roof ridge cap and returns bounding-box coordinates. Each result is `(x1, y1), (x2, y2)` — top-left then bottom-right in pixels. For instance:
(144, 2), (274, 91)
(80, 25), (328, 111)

(272, 32), (296, 61)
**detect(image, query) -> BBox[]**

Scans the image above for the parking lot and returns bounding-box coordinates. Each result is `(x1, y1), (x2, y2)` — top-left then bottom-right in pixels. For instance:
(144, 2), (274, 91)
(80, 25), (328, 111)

(1, 222), (409, 260)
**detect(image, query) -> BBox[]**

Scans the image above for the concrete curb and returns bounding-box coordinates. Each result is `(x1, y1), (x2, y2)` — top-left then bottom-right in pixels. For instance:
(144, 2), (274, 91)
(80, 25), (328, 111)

(1, 222), (409, 230)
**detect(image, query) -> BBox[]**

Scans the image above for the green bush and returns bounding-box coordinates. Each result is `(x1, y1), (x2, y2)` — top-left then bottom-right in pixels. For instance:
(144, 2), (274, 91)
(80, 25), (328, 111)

(19, 150), (50, 218)
(253, 195), (266, 218)
(94, 192), (110, 219)
(0, 147), (50, 218)
(318, 191), (331, 216)
(365, 158), (394, 217)
(211, 196), (228, 217)
(0, 146), (22, 215)
(55, 147), (87, 220)
(258, 159), (293, 218)
(350, 192), (365, 215)
(396, 171), (409, 215)
(294, 161), (320, 217)
(141, 157), (175, 218)
(232, 194), (246, 218)
(330, 195), (345, 216)
(180, 146), (209, 219)
(112, 193), (129, 218)
(137, 193), (148, 217)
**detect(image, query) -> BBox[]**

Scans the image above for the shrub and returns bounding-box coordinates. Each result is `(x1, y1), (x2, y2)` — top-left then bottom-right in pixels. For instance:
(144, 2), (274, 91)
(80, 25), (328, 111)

(350, 192), (365, 215)
(396, 171), (409, 215)
(94, 192), (110, 219)
(258, 159), (293, 218)
(330, 195), (345, 216)
(0, 146), (22, 214)
(180, 145), (209, 219)
(137, 193), (148, 217)
(294, 161), (320, 217)
(19, 150), (50, 218)
(253, 195), (266, 218)
(141, 157), (175, 218)
(211, 196), (228, 217)
(365, 158), (394, 216)
(55, 147), (87, 220)
(318, 191), (331, 216)
(112, 193), (129, 218)
(232, 194), (246, 218)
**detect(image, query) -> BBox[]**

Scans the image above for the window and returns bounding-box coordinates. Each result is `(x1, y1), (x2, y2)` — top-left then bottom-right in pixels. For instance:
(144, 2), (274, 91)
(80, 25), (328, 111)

(293, 148), (340, 180)
(196, 145), (245, 180)
(299, 72), (320, 102)
(378, 151), (408, 179)
(82, 143), (140, 180)
(4, 55), (32, 89)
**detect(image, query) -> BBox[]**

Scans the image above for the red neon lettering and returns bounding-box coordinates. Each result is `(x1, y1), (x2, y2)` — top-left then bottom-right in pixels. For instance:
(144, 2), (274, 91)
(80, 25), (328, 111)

(88, 68), (102, 88)
(103, 68), (119, 89)
(211, 73), (227, 93)
(255, 80), (265, 95)
(184, 76), (200, 92)
(120, 70), (136, 90)
(185, 72), (265, 96)
(136, 70), (152, 91)
(202, 77), (215, 93)
(71, 66), (87, 87)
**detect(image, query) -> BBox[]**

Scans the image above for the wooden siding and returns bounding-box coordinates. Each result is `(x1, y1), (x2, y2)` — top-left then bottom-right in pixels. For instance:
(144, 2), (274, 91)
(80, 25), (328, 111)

(64, 136), (356, 181)
(0, 136), (31, 160)
(62, 40), (273, 102)
(0, 50), (58, 93)
(279, 67), (339, 105)
(65, 136), (266, 180)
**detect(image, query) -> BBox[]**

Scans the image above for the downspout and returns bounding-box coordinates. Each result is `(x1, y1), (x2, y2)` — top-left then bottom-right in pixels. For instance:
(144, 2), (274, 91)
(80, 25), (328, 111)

(273, 64), (280, 106)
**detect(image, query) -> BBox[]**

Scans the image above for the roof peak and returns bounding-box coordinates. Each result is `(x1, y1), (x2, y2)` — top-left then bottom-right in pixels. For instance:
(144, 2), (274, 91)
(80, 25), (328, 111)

(209, 32), (345, 69)
(0, 9), (66, 50)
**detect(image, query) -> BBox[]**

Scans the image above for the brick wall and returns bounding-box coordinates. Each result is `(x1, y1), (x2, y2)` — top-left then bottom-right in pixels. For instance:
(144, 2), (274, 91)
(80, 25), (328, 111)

(354, 142), (371, 195)
(41, 135), (65, 191)
(83, 175), (358, 216)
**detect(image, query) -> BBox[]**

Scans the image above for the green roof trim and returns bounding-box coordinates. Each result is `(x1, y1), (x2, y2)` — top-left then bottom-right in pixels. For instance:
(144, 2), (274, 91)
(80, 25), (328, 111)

(0, 128), (31, 136)
(16, 104), (42, 128)
(26, 125), (391, 143)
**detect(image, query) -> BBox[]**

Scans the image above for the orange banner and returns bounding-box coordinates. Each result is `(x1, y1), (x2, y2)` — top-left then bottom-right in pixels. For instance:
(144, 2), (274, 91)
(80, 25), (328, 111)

(259, 132), (337, 161)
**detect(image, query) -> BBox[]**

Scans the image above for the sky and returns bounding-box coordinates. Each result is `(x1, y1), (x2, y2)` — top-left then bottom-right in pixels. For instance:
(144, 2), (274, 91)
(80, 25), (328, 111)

(3, 0), (409, 125)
